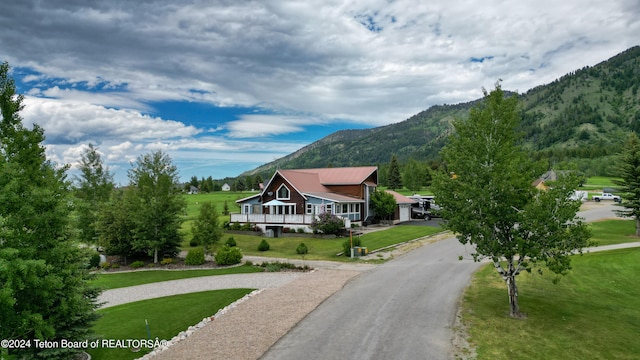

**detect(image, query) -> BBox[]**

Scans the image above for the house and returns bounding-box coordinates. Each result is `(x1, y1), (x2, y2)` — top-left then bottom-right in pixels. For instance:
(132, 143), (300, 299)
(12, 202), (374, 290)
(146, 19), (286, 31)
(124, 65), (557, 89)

(232, 166), (378, 236)
(221, 183), (231, 191)
(532, 170), (582, 190)
(188, 185), (199, 194)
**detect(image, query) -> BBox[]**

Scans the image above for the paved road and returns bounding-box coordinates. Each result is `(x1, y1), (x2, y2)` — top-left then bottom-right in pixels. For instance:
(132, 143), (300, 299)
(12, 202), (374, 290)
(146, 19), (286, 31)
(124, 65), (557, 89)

(261, 204), (627, 360)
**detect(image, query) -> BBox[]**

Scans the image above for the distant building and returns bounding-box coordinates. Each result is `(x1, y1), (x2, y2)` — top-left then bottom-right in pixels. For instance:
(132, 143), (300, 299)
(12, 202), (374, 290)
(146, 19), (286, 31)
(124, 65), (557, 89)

(222, 183), (231, 191)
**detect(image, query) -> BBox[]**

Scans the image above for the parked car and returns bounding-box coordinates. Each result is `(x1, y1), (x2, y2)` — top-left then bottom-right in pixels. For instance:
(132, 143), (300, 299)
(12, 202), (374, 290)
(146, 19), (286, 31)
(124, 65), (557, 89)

(591, 192), (621, 202)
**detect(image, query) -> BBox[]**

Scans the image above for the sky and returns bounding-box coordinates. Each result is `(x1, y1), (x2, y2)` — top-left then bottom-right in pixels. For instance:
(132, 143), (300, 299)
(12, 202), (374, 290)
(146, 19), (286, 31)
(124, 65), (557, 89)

(1, 0), (639, 185)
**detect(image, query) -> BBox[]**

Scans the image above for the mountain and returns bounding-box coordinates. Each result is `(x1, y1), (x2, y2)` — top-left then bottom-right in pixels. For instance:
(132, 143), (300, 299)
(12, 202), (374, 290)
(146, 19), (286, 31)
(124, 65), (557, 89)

(243, 46), (640, 177)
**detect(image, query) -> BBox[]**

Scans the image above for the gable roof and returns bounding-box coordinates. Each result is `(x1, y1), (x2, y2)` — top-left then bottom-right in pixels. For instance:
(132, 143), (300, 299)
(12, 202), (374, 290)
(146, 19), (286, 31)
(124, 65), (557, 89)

(259, 166), (377, 201)
(385, 190), (418, 205)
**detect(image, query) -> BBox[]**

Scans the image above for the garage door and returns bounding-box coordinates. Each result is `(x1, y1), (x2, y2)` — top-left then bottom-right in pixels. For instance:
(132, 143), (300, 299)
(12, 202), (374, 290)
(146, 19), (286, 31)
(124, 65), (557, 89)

(399, 204), (410, 222)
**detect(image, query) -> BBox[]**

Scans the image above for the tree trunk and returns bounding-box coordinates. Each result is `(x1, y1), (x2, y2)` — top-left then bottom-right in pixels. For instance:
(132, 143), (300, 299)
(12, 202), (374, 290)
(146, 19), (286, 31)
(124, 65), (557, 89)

(506, 260), (520, 317)
(636, 218), (640, 237)
(153, 248), (158, 264)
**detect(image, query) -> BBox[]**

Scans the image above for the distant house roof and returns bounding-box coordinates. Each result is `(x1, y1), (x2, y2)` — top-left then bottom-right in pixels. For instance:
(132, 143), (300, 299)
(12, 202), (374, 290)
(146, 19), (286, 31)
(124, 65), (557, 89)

(385, 190), (418, 205)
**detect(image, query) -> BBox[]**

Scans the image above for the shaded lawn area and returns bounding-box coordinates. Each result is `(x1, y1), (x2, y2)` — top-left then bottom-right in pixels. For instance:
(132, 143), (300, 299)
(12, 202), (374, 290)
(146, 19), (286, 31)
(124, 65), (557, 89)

(92, 263), (262, 290)
(88, 289), (254, 360)
(461, 248), (640, 360)
(229, 225), (443, 261)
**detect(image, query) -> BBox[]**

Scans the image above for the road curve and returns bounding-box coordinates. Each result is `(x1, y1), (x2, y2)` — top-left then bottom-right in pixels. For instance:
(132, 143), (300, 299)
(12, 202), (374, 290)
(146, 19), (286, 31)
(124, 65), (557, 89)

(261, 204), (627, 360)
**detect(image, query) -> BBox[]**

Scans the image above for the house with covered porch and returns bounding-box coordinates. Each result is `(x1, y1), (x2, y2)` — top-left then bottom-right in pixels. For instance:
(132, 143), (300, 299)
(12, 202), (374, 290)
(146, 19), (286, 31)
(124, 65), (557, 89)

(231, 166), (378, 236)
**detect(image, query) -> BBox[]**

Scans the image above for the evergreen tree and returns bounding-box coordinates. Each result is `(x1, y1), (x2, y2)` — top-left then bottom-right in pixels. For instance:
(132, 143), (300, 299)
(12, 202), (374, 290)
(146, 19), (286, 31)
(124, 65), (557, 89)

(97, 188), (139, 263)
(613, 132), (640, 236)
(128, 150), (186, 263)
(387, 154), (402, 190)
(74, 143), (114, 246)
(0, 61), (100, 359)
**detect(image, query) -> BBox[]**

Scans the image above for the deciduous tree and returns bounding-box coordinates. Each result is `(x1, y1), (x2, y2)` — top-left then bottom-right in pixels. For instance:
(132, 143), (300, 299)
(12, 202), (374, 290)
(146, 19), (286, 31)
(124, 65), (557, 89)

(74, 143), (114, 246)
(128, 150), (186, 263)
(192, 202), (223, 253)
(432, 83), (591, 318)
(370, 189), (397, 222)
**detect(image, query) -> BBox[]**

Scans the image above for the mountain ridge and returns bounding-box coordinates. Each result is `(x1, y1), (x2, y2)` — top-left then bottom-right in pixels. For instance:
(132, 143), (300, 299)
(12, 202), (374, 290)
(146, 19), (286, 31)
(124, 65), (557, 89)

(242, 46), (640, 177)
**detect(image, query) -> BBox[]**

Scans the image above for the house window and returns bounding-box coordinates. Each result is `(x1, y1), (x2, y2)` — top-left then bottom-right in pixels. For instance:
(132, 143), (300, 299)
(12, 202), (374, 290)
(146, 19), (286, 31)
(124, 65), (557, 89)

(306, 204), (313, 214)
(276, 184), (290, 200)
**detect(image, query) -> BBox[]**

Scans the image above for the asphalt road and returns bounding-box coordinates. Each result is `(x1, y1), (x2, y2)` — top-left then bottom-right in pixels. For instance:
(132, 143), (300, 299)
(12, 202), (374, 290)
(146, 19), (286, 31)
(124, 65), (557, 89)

(261, 204), (624, 360)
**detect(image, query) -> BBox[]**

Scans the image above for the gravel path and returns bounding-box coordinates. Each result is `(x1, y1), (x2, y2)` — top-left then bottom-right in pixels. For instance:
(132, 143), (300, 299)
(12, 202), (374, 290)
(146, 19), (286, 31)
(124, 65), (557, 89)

(99, 272), (304, 308)
(144, 269), (360, 360)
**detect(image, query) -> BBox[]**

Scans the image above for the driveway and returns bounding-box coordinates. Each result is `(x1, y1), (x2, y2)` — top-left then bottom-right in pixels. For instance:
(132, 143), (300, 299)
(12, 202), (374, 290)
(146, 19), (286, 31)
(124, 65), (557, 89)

(261, 204), (629, 360)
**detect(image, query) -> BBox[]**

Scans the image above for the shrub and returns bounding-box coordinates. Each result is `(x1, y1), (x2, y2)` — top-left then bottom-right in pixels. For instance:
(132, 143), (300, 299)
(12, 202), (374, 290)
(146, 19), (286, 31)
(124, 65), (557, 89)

(215, 246), (243, 266)
(342, 237), (362, 258)
(89, 253), (101, 268)
(310, 212), (345, 235)
(100, 262), (111, 270)
(160, 258), (173, 265)
(189, 238), (199, 247)
(130, 260), (145, 268)
(297, 228), (306, 233)
(258, 239), (270, 251)
(185, 248), (205, 265)
(225, 237), (237, 247)
(296, 243), (308, 255)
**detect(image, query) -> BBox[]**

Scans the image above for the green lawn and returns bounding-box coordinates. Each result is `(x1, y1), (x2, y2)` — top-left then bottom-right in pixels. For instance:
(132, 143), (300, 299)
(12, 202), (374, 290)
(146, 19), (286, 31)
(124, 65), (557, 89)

(460, 219), (640, 359)
(589, 219), (639, 246)
(92, 263), (263, 290)
(87, 289), (254, 360)
(582, 176), (621, 190)
(225, 225), (442, 261)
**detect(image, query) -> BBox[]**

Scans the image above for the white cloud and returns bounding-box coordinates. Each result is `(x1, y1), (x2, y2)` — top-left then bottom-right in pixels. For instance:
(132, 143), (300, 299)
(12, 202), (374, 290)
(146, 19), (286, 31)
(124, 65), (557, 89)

(2, 0), (639, 180)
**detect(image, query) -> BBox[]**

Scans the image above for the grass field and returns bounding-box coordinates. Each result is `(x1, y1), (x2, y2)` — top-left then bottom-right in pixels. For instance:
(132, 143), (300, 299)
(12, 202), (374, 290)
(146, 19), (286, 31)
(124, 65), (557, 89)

(211, 225), (442, 261)
(590, 220), (639, 246)
(92, 263), (262, 290)
(460, 220), (640, 360)
(87, 289), (254, 360)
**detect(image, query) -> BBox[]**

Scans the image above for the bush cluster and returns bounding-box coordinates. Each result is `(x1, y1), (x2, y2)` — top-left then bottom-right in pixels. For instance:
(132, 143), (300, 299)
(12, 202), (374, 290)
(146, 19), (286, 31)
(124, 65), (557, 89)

(215, 245), (243, 266)
(89, 253), (101, 268)
(130, 260), (145, 268)
(225, 237), (237, 247)
(342, 237), (362, 258)
(258, 239), (270, 251)
(160, 257), (173, 265)
(185, 248), (205, 265)
(296, 243), (308, 255)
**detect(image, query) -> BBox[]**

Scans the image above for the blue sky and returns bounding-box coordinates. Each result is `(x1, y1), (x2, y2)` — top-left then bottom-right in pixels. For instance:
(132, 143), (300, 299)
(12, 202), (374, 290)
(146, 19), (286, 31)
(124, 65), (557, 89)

(1, 0), (638, 185)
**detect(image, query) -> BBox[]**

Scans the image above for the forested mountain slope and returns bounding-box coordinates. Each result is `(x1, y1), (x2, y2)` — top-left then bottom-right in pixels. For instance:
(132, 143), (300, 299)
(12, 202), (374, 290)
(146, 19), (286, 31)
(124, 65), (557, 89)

(244, 46), (640, 178)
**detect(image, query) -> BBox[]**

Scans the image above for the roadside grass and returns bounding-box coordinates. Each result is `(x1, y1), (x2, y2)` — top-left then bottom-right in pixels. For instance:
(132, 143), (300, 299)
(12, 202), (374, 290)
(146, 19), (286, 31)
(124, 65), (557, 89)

(87, 289), (254, 360)
(92, 263), (263, 290)
(589, 219), (639, 246)
(461, 249), (640, 360)
(460, 220), (640, 360)
(231, 225), (442, 260)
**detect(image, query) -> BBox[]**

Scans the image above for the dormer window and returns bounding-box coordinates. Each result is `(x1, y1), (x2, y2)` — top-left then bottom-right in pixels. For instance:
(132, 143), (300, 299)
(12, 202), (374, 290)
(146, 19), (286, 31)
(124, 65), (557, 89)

(276, 184), (290, 200)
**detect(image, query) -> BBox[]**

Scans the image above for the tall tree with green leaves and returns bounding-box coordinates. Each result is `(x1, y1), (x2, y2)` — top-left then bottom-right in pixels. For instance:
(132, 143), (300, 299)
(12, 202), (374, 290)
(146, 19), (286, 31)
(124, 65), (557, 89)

(370, 189), (397, 222)
(403, 158), (427, 192)
(387, 154), (402, 190)
(0, 61), (100, 359)
(97, 188), (139, 263)
(128, 150), (186, 263)
(432, 83), (591, 318)
(192, 202), (223, 253)
(75, 143), (114, 246)
(613, 132), (640, 236)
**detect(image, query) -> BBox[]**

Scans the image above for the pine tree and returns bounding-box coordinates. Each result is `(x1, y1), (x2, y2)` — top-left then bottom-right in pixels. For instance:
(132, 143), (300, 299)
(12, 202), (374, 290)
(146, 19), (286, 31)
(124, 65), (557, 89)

(387, 154), (402, 190)
(0, 61), (100, 359)
(613, 132), (640, 236)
